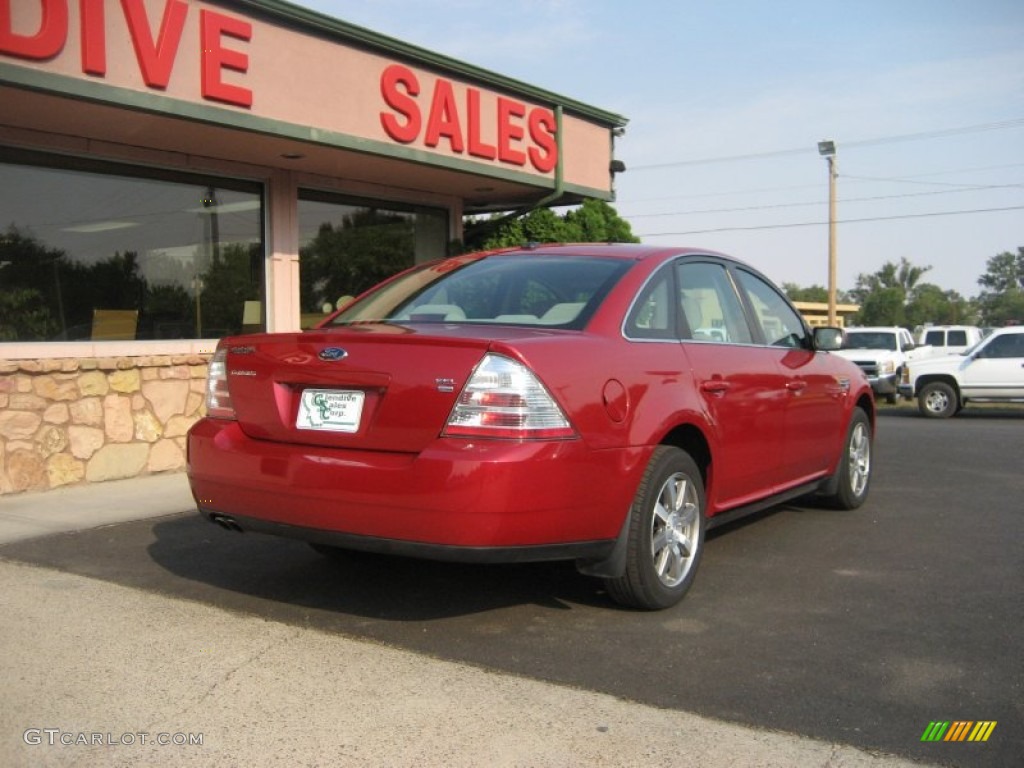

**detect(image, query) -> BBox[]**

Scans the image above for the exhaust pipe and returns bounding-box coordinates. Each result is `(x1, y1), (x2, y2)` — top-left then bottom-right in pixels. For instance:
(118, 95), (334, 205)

(207, 513), (244, 532)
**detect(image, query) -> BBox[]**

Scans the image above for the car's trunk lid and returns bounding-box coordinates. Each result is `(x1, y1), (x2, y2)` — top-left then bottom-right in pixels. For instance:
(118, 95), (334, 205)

(222, 324), (504, 453)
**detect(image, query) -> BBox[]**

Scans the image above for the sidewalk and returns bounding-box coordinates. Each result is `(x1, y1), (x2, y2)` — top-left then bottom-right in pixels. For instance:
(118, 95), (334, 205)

(0, 473), (194, 545)
(0, 475), (928, 767)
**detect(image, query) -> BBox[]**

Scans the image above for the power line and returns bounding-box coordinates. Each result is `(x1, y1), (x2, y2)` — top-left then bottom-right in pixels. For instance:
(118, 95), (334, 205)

(630, 146), (805, 171)
(622, 182), (823, 205)
(843, 119), (1024, 149)
(843, 174), (1024, 189)
(863, 161), (1024, 181)
(624, 183), (1024, 219)
(637, 205), (1024, 237)
(619, 162), (1024, 205)
(627, 118), (1024, 171)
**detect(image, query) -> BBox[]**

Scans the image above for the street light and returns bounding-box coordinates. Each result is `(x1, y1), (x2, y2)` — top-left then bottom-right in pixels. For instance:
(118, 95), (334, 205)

(817, 140), (838, 326)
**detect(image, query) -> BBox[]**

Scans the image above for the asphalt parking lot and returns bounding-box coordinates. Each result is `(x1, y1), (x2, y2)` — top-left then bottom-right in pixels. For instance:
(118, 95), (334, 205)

(1, 407), (1021, 766)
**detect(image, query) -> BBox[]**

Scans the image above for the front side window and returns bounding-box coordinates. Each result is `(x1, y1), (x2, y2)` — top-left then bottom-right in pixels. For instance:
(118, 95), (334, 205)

(734, 269), (808, 348)
(978, 332), (1024, 359)
(676, 261), (753, 344)
(0, 151), (264, 342)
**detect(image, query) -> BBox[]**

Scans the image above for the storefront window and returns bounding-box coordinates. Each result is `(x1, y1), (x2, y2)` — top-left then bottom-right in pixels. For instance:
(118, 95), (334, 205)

(298, 191), (447, 328)
(0, 150), (264, 342)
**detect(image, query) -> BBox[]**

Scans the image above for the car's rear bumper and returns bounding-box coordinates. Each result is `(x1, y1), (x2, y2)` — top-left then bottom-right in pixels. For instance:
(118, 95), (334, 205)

(186, 418), (643, 557)
(204, 511), (618, 564)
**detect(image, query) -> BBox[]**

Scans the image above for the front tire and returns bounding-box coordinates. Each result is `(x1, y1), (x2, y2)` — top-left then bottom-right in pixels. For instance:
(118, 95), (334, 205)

(918, 381), (958, 418)
(605, 446), (706, 610)
(821, 407), (872, 510)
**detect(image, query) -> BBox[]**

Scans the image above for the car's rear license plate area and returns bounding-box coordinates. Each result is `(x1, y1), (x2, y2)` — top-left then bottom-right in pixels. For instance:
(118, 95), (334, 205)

(295, 389), (365, 433)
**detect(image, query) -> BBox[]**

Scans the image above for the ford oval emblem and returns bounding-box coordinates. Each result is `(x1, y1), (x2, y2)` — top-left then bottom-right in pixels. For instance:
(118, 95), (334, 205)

(318, 347), (347, 361)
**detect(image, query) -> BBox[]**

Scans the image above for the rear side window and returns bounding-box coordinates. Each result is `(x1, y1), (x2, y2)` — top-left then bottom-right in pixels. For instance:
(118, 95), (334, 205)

(925, 330), (944, 346)
(625, 269), (676, 340)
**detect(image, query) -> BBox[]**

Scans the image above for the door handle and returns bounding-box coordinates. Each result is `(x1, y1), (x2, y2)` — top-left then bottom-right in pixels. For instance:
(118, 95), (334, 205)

(700, 380), (730, 395)
(786, 380), (808, 393)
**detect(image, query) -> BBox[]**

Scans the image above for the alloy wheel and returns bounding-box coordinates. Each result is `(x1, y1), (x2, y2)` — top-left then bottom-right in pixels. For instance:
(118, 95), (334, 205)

(649, 472), (700, 588)
(847, 421), (871, 498)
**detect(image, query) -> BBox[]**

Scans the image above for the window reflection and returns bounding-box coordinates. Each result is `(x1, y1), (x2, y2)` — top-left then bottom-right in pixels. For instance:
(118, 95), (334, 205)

(0, 152), (264, 342)
(298, 192), (447, 328)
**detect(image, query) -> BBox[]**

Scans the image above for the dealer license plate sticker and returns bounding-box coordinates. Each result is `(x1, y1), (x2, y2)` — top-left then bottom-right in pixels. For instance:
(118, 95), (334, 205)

(296, 389), (364, 433)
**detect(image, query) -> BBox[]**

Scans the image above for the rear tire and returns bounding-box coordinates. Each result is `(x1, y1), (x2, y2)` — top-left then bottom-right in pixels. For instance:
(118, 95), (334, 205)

(605, 446), (706, 610)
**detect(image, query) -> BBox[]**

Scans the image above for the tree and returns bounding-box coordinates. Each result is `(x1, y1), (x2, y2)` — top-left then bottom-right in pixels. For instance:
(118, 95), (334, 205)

(850, 258), (932, 325)
(562, 199), (638, 243)
(905, 284), (976, 327)
(977, 247), (1024, 293)
(976, 247), (1024, 326)
(466, 199), (639, 251)
(850, 257), (931, 304)
(856, 287), (907, 327)
(782, 283), (829, 302)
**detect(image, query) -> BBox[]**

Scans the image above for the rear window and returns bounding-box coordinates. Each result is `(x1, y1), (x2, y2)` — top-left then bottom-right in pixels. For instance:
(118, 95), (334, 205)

(326, 254), (630, 330)
(925, 329), (969, 347)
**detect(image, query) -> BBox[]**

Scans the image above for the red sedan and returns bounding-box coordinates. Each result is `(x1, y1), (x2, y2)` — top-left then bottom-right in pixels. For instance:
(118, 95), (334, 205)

(187, 244), (874, 609)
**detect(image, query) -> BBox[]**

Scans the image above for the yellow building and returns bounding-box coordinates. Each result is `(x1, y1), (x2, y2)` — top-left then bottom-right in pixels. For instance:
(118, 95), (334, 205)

(793, 301), (861, 328)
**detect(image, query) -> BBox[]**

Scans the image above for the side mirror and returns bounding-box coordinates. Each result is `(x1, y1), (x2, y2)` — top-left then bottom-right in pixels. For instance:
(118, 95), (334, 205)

(814, 326), (844, 351)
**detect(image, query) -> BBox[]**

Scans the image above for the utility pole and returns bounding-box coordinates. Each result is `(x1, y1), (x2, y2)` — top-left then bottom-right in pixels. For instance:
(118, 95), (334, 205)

(818, 140), (838, 326)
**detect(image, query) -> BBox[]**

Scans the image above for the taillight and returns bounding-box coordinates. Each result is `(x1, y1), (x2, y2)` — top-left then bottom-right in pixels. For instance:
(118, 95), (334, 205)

(443, 353), (575, 439)
(205, 348), (236, 420)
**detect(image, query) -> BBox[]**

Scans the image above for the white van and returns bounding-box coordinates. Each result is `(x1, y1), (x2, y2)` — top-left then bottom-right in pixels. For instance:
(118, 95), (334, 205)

(915, 325), (983, 355)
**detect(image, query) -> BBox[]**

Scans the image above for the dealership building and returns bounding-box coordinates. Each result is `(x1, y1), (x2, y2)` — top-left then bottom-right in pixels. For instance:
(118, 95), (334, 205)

(0, 0), (627, 494)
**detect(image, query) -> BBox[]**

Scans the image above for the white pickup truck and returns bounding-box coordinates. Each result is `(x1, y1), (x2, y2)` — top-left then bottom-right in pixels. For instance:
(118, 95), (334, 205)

(899, 326), (1024, 417)
(833, 326), (933, 404)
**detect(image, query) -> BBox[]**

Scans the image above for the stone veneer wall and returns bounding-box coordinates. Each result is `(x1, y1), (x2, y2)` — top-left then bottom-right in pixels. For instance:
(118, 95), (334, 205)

(0, 355), (211, 495)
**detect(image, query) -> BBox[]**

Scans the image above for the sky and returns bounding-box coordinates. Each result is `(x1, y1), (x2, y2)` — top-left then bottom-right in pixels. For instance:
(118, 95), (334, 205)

(298, 0), (1023, 299)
